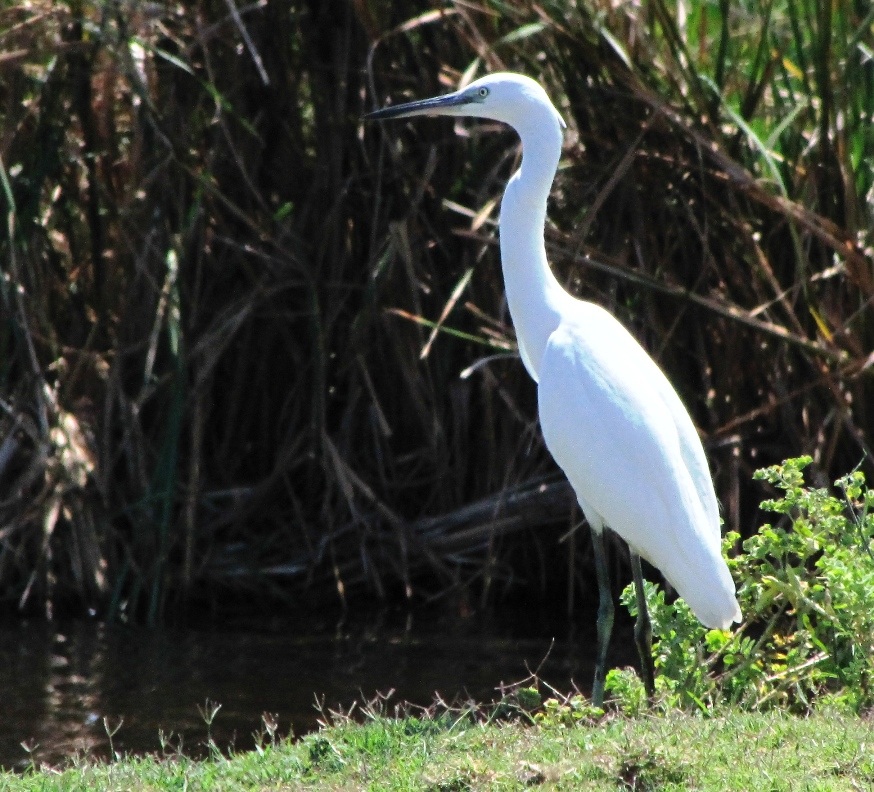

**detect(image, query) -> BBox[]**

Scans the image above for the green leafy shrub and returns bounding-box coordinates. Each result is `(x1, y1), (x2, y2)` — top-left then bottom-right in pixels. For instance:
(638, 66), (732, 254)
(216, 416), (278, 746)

(532, 694), (603, 727)
(616, 457), (874, 713)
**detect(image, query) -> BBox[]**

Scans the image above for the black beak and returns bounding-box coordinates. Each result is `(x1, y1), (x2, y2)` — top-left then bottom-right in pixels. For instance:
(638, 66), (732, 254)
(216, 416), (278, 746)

(365, 91), (471, 121)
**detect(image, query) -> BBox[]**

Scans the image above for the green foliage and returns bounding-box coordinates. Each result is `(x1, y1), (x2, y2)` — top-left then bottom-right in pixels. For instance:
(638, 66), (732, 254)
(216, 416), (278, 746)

(513, 685), (543, 712)
(603, 667), (649, 716)
(532, 694), (603, 727)
(615, 457), (874, 713)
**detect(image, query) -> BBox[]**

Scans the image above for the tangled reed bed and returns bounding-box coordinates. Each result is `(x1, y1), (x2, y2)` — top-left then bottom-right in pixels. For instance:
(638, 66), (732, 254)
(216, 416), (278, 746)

(0, 0), (871, 621)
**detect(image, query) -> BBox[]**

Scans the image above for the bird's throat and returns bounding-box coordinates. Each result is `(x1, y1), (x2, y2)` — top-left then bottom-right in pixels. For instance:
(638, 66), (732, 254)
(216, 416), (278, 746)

(498, 130), (566, 383)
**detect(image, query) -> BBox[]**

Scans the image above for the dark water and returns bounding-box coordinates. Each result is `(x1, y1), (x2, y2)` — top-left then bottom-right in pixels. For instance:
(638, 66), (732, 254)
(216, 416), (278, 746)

(0, 608), (634, 771)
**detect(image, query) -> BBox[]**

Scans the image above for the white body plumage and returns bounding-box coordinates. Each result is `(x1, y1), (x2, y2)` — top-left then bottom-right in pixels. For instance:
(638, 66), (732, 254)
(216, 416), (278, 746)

(368, 72), (741, 631)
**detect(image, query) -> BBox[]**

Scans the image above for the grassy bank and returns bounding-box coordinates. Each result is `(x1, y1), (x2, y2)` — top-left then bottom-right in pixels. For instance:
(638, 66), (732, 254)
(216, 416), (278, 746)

(2, 708), (872, 790)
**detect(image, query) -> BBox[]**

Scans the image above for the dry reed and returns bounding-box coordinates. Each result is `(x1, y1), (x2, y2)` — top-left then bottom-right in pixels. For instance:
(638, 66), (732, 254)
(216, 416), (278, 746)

(0, 0), (870, 622)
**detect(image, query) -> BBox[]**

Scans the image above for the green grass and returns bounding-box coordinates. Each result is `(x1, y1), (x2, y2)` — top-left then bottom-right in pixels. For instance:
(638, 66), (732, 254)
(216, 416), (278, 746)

(2, 709), (873, 791)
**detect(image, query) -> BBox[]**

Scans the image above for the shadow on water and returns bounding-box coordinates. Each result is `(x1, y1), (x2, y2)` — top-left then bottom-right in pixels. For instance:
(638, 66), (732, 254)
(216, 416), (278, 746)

(0, 607), (636, 771)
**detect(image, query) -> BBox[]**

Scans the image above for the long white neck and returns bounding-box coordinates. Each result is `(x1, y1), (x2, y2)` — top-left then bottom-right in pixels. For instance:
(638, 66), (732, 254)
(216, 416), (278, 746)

(499, 116), (568, 383)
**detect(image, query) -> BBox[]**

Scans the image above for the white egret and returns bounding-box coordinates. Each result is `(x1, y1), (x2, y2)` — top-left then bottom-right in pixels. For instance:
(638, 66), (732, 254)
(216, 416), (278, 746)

(367, 73), (741, 705)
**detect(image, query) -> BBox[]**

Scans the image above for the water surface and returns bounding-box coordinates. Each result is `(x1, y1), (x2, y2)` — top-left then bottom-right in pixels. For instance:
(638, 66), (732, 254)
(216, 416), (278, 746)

(0, 608), (632, 770)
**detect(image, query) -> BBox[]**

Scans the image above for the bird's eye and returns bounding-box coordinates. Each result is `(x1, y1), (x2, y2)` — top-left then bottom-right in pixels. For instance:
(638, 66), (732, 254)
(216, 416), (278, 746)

(478, 87), (489, 98)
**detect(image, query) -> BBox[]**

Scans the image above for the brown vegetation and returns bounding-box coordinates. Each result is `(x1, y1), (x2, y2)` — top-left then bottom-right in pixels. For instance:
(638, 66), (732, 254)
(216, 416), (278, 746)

(0, 0), (871, 622)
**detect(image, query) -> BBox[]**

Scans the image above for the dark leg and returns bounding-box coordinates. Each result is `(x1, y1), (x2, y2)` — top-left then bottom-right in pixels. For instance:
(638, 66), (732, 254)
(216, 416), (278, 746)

(590, 528), (614, 708)
(630, 550), (655, 699)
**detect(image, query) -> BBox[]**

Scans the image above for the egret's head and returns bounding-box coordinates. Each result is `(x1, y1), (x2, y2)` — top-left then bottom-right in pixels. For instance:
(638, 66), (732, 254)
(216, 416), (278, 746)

(366, 73), (566, 132)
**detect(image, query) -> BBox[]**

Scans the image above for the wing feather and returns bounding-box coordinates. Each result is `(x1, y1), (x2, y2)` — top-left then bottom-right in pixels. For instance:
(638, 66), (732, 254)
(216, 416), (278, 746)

(537, 305), (740, 628)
